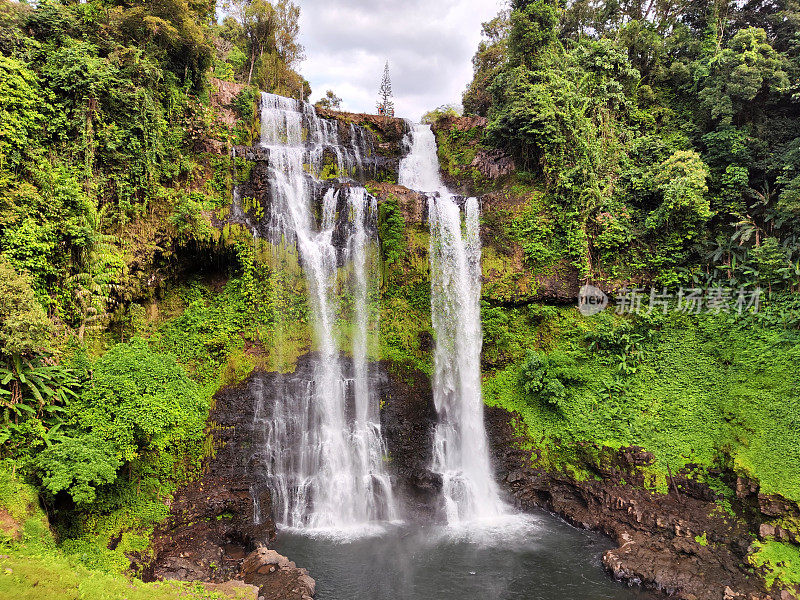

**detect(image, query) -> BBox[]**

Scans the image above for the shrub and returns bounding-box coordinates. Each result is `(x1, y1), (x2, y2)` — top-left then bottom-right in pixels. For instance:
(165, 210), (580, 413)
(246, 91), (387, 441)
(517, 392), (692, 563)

(71, 339), (207, 464)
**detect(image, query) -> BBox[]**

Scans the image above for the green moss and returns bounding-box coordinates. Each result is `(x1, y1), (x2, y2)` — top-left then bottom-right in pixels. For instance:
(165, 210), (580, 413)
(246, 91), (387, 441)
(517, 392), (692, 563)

(318, 162), (341, 180)
(506, 189), (567, 272)
(0, 464), (53, 549)
(748, 540), (800, 590)
(481, 303), (538, 369)
(208, 155), (233, 201)
(379, 222), (433, 375)
(776, 517), (800, 540)
(233, 156), (254, 186)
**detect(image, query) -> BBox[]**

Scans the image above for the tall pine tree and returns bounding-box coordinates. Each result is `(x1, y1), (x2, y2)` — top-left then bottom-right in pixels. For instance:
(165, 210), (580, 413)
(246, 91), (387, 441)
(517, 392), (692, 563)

(377, 60), (394, 116)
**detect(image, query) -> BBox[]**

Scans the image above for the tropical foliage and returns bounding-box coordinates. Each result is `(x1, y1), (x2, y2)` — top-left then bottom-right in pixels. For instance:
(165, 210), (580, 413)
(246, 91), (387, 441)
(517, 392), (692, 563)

(0, 0), (304, 580)
(464, 0), (800, 288)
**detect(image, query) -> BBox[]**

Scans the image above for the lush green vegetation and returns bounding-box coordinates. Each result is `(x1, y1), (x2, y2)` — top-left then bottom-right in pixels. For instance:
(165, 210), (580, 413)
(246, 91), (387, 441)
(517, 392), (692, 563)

(2, 0), (800, 596)
(749, 540), (800, 590)
(436, 12), (800, 592)
(0, 0), (305, 339)
(0, 0), (309, 591)
(0, 556), (248, 600)
(378, 206), (433, 376)
(0, 465), (241, 599)
(482, 303), (800, 499)
(459, 0), (800, 289)
(430, 3), (800, 583)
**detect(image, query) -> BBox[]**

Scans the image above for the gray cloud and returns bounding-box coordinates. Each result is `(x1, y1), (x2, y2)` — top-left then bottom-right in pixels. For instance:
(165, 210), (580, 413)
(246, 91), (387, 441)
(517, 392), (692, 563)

(295, 0), (505, 120)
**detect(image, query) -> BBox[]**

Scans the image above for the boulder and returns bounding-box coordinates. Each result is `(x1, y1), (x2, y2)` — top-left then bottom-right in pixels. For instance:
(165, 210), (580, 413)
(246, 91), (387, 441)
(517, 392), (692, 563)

(759, 523), (777, 540)
(241, 547), (316, 600)
(242, 548), (296, 575)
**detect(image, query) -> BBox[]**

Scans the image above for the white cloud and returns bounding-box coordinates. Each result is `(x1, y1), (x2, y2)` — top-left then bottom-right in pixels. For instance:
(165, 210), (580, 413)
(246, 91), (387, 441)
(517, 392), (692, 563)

(295, 0), (505, 120)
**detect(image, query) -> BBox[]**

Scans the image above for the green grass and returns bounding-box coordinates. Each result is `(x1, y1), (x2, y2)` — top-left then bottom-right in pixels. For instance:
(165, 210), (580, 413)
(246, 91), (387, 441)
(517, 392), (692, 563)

(0, 551), (239, 600)
(0, 467), (244, 600)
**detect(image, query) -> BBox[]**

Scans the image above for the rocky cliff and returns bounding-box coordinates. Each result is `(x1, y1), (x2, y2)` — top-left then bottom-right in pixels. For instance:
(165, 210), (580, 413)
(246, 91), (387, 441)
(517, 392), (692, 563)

(147, 104), (800, 600)
(485, 406), (798, 600)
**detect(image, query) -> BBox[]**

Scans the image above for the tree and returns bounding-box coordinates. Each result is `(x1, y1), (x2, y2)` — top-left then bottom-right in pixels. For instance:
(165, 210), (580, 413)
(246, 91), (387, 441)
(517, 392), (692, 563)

(114, 0), (214, 89)
(463, 10), (510, 116)
(508, 0), (559, 68)
(750, 236), (789, 290)
(646, 150), (712, 237)
(36, 434), (121, 505)
(273, 0), (303, 68)
(377, 60), (394, 116)
(238, 0), (304, 91)
(242, 0), (276, 84)
(695, 27), (788, 125)
(316, 89), (342, 110)
(0, 255), (53, 359)
(71, 338), (207, 463)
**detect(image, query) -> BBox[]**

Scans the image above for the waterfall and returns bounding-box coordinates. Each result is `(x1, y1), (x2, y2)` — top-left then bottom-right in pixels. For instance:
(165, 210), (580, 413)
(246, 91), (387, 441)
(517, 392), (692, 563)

(399, 123), (505, 524)
(252, 93), (396, 530)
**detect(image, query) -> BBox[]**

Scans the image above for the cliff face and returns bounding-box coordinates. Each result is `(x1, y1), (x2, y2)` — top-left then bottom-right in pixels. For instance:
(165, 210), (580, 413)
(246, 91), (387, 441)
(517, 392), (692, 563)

(485, 406), (797, 600)
(377, 361), (441, 520)
(148, 376), (276, 584)
(149, 103), (799, 600)
(311, 107), (408, 183)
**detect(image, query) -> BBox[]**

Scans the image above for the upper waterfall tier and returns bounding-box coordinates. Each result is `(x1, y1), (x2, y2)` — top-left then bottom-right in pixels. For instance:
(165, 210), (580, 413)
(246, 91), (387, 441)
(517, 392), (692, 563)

(398, 120), (446, 193)
(259, 93), (375, 182)
(228, 93), (406, 248)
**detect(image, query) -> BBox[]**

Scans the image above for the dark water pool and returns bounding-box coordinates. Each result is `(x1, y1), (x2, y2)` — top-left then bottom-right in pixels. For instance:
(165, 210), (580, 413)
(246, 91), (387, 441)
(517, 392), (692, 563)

(272, 511), (657, 600)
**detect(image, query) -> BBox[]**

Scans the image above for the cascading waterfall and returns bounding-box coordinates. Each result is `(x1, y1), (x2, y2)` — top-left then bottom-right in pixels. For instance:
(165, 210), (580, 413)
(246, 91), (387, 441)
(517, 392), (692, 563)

(252, 93), (396, 530)
(399, 123), (505, 524)
(232, 106), (651, 600)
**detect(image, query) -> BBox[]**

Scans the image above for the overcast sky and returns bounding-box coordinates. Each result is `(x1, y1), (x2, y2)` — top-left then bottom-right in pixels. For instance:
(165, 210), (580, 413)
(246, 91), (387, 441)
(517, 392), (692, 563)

(294, 0), (506, 120)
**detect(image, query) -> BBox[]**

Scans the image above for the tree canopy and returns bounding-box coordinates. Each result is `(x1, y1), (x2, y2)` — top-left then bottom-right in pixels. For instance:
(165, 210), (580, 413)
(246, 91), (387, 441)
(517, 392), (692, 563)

(466, 0), (800, 287)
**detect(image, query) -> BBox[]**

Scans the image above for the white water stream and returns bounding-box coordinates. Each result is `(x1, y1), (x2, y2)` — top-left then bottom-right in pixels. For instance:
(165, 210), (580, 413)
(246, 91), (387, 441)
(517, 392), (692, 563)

(399, 123), (506, 524)
(255, 93), (396, 531)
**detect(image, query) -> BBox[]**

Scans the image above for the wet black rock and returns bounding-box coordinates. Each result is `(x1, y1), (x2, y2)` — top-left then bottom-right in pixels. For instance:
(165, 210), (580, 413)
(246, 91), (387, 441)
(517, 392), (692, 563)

(377, 362), (442, 520)
(147, 373), (278, 584)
